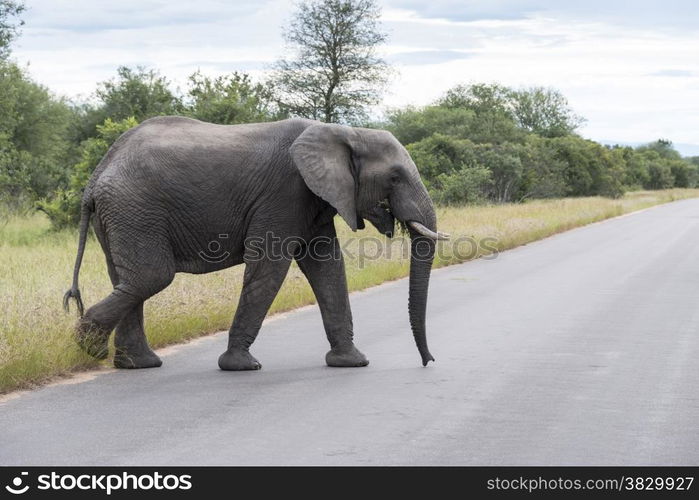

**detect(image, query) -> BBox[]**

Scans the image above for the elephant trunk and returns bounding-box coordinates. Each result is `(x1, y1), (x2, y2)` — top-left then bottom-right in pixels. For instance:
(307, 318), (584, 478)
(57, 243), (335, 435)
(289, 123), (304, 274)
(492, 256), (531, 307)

(408, 233), (435, 366)
(407, 202), (440, 366)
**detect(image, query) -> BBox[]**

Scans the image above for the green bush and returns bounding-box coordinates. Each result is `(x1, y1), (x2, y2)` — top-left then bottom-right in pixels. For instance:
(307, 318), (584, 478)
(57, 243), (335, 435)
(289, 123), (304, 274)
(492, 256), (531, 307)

(383, 83), (699, 204)
(669, 159), (698, 188)
(516, 136), (567, 200)
(96, 66), (181, 122)
(386, 101), (524, 146)
(37, 117), (138, 229)
(185, 71), (280, 124)
(431, 166), (491, 205)
(641, 150), (674, 189)
(0, 61), (75, 201)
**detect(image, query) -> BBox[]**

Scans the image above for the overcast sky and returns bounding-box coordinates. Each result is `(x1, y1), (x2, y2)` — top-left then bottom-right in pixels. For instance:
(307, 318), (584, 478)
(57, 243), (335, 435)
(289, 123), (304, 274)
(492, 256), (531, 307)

(11, 0), (699, 154)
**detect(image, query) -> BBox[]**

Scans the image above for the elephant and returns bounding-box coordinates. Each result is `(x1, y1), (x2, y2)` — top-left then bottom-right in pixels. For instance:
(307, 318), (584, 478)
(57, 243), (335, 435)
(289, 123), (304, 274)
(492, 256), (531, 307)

(64, 116), (448, 370)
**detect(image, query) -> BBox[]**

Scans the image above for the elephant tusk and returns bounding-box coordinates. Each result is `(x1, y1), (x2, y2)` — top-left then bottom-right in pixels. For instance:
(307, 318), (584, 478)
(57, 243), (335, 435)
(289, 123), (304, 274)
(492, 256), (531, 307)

(407, 221), (450, 240)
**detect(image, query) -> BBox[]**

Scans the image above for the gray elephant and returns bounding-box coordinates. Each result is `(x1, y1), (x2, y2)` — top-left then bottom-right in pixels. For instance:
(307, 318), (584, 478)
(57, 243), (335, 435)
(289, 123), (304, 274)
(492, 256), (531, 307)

(64, 117), (448, 370)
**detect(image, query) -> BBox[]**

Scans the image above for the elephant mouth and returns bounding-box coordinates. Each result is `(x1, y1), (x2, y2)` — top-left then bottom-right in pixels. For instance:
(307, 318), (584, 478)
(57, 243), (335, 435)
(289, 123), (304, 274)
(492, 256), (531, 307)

(365, 202), (395, 237)
(379, 211), (395, 238)
(366, 204), (448, 241)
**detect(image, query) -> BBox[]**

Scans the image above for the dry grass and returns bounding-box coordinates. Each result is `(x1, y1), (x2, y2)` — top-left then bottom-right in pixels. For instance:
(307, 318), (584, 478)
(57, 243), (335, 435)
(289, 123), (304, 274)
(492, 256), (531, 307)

(1, 188), (698, 393)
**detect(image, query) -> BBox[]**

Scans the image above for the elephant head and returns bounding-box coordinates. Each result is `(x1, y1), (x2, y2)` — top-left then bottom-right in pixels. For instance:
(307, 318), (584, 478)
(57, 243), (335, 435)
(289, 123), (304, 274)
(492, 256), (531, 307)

(290, 123), (449, 366)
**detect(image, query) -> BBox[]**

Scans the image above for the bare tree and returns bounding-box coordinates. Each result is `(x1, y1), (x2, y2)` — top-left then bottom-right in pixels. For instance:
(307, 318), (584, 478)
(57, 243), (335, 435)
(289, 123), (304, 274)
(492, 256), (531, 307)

(273, 0), (389, 124)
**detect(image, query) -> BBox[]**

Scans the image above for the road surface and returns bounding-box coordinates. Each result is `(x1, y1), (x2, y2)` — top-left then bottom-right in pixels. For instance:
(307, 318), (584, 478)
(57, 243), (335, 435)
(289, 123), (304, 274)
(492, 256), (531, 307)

(2, 199), (699, 465)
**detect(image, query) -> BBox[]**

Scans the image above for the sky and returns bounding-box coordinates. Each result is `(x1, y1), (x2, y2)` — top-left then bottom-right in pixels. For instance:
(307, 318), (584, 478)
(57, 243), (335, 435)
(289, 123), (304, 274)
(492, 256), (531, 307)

(10, 0), (699, 155)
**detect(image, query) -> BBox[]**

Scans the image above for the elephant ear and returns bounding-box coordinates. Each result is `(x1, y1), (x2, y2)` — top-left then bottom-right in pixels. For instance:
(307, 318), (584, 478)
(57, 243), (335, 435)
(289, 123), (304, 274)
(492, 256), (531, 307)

(290, 123), (361, 231)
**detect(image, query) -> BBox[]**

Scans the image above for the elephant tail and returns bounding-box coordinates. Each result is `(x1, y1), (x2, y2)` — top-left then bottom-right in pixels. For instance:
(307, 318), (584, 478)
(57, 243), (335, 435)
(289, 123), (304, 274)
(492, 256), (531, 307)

(63, 202), (93, 317)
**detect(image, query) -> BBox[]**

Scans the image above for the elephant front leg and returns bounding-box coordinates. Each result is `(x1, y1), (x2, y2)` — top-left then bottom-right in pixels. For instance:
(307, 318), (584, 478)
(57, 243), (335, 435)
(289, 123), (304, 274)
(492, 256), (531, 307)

(296, 225), (369, 368)
(218, 258), (292, 371)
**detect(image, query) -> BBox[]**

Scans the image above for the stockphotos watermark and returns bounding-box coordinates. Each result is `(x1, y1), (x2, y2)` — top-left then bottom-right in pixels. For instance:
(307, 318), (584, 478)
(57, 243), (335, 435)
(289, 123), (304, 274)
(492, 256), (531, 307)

(4, 471), (192, 495)
(198, 232), (499, 266)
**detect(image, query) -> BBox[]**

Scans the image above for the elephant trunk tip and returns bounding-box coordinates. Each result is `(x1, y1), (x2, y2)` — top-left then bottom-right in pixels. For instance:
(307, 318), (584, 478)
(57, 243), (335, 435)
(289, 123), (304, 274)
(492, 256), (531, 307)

(420, 350), (435, 367)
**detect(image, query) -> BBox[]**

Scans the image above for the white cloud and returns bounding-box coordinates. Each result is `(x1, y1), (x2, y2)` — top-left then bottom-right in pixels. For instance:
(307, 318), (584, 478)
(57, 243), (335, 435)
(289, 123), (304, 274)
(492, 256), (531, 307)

(10, 0), (699, 149)
(379, 7), (699, 146)
(14, 0), (291, 98)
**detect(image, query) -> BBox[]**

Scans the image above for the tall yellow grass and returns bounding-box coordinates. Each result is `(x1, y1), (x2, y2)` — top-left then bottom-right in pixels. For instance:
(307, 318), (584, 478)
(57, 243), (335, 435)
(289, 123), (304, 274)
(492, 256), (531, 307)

(1, 189), (697, 393)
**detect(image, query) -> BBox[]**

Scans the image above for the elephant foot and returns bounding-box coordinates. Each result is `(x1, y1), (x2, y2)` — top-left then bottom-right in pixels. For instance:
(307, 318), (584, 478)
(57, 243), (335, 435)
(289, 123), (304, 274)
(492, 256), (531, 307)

(326, 345), (369, 367)
(75, 318), (110, 359)
(114, 348), (162, 369)
(218, 349), (262, 371)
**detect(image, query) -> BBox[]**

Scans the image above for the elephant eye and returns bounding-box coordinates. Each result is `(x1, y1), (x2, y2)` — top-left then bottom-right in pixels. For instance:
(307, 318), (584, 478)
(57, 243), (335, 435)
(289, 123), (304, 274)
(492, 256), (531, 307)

(389, 165), (403, 185)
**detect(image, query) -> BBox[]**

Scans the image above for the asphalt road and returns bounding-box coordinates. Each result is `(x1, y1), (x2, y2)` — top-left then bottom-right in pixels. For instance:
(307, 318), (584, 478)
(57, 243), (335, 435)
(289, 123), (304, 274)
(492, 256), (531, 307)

(2, 199), (699, 465)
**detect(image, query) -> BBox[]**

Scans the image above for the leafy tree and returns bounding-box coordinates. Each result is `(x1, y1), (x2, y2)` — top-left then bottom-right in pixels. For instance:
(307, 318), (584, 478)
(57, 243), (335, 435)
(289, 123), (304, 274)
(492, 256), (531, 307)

(69, 117), (138, 194)
(0, 61), (74, 206)
(0, 0), (24, 59)
(637, 139), (682, 160)
(477, 144), (523, 202)
(597, 146), (626, 198)
(669, 159), (698, 188)
(406, 134), (477, 183)
(510, 87), (584, 138)
(437, 83), (525, 144)
(68, 101), (112, 146)
(95, 66), (181, 123)
(384, 82), (656, 202)
(436, 84), (583, 139)
(466, 106), (526, 145)
(405, 134), (491, 204)
(438, 83), (511, 115)
(38, 117), (138, 228)
(386, 84), (603, 203)
(432, 166), (491, 205)
(67, 66), (179, 147)
(273, 0), (389, 123)
(184, 71), (280, 124)
(630, 141), (696, 189)
(614, 145), (647, 190)
(547, 136), (625, 197)
(386, 103), (523, 146)
(386, 106), (477, 145)
(644, 152), (675, 189)
(517, 136), (567, 200)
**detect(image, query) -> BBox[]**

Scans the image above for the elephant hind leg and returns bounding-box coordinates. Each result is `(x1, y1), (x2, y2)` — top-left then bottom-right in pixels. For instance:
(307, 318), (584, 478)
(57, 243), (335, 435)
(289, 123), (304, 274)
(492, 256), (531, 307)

(114, 302), (162, 369)
(77, 274), (173, 362)
(106, 262), (173, 368)
(76, 228), (175, 364)
(76, 285), (142, 359)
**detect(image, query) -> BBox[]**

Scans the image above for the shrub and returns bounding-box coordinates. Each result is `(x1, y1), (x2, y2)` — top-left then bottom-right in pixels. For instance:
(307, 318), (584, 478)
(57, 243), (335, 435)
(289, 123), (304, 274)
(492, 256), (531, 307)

(37, 117), (138, 229)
